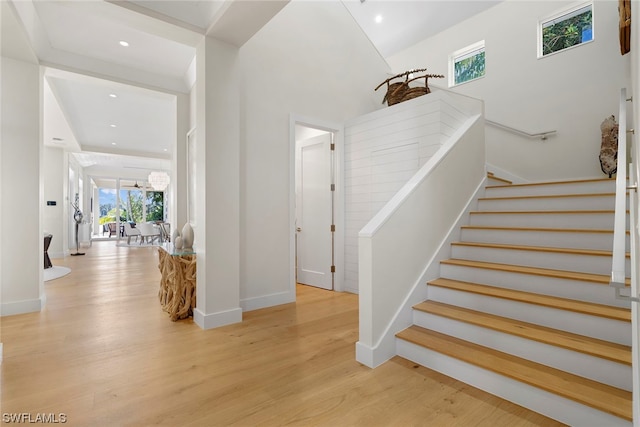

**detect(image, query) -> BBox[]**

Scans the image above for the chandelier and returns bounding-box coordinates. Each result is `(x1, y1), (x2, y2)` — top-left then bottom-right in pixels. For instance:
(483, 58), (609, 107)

(148, 171), (170, 191)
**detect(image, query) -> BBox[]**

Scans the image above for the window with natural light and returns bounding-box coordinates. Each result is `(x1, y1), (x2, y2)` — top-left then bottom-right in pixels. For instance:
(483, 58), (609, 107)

(449, 41), (485, 87)
(539, 2), (593, 57)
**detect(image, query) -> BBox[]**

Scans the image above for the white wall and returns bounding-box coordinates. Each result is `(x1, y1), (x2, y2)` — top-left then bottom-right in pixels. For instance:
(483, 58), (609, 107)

(344, 90), (473, 293)
(43, 147), (65, 258)
(357, 111), (485, 367)
(192, 36), (243, 329)
(1, 57), (43, 315)
(388, 0), (630, 181)
(2, 0), (44, 318)
(237, 0), (391, 309)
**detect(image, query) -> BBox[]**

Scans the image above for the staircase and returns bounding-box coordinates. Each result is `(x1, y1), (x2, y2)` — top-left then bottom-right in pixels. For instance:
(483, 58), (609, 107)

(395, 176), (633, 426)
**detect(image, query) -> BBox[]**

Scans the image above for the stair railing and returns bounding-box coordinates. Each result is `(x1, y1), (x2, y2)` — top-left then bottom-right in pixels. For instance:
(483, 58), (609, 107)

(610, 88), (636, 302)
(610, 88), (630, 292)
(485, 119), (556, 141)
(610, 87), (639, 425)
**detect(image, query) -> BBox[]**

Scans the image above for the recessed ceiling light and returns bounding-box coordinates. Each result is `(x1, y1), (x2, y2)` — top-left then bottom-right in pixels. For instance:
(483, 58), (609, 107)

(375, 15), (383, 24)
(119, 41), (129, 47)
(109, 93), (117, 98)
(112, 142), (117, 146)
(110, 124), (117, 128)
(163, 148), (168, 152)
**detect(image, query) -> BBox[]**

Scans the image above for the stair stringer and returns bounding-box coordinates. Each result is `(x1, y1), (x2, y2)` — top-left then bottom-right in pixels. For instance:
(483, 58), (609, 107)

(355, 177), (487, 368)
(485, 162), (528, 184)
(397, 339), (631, 427)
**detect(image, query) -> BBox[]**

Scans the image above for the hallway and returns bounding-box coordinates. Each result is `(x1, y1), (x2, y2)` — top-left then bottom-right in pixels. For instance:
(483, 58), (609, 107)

(1, 242), (562, 426)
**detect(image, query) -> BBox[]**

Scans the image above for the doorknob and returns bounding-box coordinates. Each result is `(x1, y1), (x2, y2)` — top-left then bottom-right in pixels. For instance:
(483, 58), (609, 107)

(296, 227), (302, 232)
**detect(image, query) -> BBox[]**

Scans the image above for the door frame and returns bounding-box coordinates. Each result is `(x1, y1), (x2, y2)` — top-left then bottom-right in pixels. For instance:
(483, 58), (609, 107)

(289, 114), (345, 297)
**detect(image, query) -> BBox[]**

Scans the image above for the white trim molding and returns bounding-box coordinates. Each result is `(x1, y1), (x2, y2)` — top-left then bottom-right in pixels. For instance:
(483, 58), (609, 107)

(1, 296), (46, 317)
(193, 307), (242, 330)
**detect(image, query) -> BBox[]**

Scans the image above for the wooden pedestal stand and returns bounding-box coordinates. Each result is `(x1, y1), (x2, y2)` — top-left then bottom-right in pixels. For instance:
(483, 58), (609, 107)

(158, 246), (196, 321)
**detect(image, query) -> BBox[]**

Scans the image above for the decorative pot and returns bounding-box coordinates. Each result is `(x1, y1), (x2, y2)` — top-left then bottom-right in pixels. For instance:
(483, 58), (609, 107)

(172, 228), (181, 243)
(181, 223), (194, 249)
(174, 236), (183, 250)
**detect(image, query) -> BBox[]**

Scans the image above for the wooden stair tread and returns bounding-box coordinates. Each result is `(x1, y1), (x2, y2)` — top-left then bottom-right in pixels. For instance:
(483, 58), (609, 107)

(470, 209), (618, 215)
(450, 241), (630, 258)
(428, 278), (631, 322)
(440, 258), (631, 286)
(413, 300), (631, 365)
(486, 172), (512, 185)
(479, 192), (616, 201)
(485, 177), (616, 190)
(396, 326), (632, 421)
(462, 225), (617, 234)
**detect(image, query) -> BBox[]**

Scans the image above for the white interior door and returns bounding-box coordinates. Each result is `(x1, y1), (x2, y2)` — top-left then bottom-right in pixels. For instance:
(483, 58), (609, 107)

(296, 133), (333, 290)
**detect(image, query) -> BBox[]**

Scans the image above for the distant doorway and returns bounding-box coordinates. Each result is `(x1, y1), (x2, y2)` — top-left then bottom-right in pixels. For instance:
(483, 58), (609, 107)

(290, 116), (344, 297)
(295, 129), (334, 290)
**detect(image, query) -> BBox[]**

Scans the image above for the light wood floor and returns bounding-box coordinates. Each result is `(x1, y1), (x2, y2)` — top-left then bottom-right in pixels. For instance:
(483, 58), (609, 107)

(1, 241), (565, 426)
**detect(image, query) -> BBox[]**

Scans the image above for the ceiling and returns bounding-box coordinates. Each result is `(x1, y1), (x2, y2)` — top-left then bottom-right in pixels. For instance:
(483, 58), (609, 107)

(5, 0), (501, 177)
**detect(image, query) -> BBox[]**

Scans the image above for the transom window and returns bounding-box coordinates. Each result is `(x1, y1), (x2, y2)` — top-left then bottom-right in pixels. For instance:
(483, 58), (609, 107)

(539, 2), (593, 57)
(449, 40), (485, 87)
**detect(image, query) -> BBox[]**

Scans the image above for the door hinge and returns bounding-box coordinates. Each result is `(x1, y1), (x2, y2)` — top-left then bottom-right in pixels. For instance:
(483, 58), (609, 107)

(331, 265), (336, 273)
(330, 224), (335, 232)
(330, 143), (335, 151)
(330, 184), (335, 191)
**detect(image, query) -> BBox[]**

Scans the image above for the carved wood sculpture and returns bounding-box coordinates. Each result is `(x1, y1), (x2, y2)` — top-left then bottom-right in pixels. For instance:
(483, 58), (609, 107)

(375, 69), (444, 106)
(158, 248), (196, 321)
(599, 115), (619, 178)
(619, 0), (631, 55)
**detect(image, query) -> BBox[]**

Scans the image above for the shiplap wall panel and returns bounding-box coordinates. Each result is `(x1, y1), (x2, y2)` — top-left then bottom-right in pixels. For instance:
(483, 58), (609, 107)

(344, 92), (472, 293)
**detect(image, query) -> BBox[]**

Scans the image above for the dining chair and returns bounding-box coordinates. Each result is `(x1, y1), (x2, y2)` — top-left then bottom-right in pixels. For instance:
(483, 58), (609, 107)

(138, 223), (160, 245)
(123, 222), (141, 244)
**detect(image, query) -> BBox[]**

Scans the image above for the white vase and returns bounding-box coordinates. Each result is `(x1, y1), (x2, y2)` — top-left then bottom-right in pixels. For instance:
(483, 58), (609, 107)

(174, 236), (183, 250)
(172, 229), (181, 243)
(181, 223), (194, 249)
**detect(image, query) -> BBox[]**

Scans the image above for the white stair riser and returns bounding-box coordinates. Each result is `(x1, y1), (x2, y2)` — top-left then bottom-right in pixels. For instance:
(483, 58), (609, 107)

(396, 339), (631, 427)
(477, 195), (616, 212)
(450, 245), (630, 276)
(485, 181), (616, 197)
(468, 211), (624, 230)
(439, 263), (631, 308)
(460, 228), (628, 251)
(412, 311), (631, 391)
(427, 286), (631, 346)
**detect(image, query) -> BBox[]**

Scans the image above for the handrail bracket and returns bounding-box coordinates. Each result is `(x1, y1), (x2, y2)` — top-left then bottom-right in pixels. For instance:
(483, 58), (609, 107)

(614, 287), (640, 303)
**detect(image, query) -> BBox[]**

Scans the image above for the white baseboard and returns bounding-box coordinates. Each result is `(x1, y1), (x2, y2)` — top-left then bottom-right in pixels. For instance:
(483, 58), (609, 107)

(49, 251), (65, 259)
(1, 297), (45, 316)
(355, 341), (389, 368)
(0, 342), (3, 364)
(193, 307), (242, 330)
(343, 286), (359, 294)
(241, 290), (294, 312)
